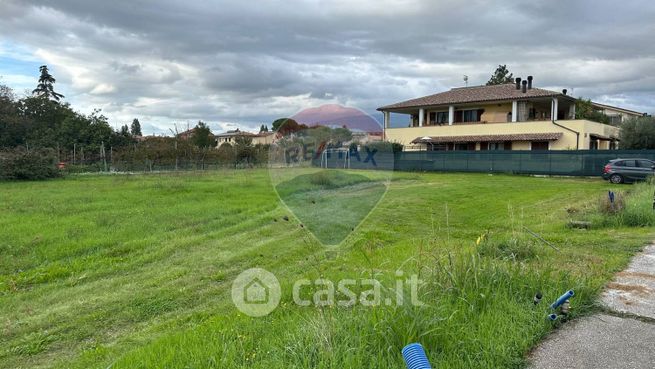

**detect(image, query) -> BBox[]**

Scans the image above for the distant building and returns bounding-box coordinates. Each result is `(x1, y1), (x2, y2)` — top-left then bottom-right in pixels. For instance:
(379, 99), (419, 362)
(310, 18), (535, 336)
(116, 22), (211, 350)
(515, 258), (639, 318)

(378, 77), (644, 151)
(215, 129), (279, 147)
(252, 131), (277, 145)
(215, 129), (257, 146)
(350, 130), (383, 144)
(176, 127), (214, 139)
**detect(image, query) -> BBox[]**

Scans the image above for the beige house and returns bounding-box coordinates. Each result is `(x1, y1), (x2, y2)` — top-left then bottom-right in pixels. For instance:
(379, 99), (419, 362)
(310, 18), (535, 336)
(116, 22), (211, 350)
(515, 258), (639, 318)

(252, 132), (276, 145)
(215, 129), (277, 147)
(378, 77), (643, 151)
(215, 129), (256, 146)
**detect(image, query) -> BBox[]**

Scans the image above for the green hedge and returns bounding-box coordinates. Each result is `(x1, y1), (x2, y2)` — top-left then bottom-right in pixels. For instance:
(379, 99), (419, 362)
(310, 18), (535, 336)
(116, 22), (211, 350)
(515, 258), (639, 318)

(0, 148), (61, 180)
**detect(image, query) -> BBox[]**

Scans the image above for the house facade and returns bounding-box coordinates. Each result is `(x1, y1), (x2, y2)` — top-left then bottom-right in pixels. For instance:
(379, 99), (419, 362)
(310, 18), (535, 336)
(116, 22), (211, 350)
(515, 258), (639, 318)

(378, 77), (643, 151)
(215, 129), (278, 147)
(215, 129), (257, 146)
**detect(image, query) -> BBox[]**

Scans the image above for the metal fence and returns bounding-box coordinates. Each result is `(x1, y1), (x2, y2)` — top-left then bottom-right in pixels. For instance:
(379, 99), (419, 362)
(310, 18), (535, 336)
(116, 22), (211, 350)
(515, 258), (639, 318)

(393, 150), (655, 176)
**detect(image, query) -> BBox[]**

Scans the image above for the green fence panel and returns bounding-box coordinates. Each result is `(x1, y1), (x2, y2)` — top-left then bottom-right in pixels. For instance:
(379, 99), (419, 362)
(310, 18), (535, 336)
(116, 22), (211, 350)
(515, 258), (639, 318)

(393, 150), (655, 176)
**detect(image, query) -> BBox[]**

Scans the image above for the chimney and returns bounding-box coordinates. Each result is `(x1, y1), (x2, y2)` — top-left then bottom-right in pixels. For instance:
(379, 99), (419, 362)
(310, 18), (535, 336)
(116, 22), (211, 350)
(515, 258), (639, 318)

(562, 89), (567, 95)
(515, 77), (521, 90)
(527, 76), (533, 89)
(521, 80), (527, 93)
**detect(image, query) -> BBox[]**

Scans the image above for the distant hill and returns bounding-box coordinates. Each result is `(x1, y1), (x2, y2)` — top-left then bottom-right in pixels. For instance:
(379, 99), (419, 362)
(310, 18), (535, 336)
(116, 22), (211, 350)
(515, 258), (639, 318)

(291, 104), (382, 133)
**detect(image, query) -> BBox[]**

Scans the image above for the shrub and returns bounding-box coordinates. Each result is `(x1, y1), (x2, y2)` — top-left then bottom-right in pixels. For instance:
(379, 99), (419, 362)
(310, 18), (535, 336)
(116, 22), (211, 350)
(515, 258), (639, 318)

(598, 191), (625, 214)
(309, 171), (333, 186)
(366, 141), (404, 153)
(0, 147), (61, 180)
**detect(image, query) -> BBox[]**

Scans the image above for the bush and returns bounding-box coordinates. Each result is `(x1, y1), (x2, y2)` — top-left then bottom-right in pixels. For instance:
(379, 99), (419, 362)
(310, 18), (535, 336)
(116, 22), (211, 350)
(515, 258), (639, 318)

(0, 147), (61, 180)
(366, 141), (404, 153)
(309, 171), (333, 186)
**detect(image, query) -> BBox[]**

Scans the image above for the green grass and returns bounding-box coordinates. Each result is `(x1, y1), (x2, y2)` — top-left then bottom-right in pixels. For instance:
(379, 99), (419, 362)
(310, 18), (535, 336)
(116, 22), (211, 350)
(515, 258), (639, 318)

(0, 170), (653, 369)
(587, 180), (655, 227)
(275, 170), (387, 244)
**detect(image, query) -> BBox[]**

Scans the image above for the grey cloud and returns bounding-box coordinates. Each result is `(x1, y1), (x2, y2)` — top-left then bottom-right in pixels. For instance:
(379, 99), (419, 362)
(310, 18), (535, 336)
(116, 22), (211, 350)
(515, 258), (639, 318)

(1, 0), (654, 135)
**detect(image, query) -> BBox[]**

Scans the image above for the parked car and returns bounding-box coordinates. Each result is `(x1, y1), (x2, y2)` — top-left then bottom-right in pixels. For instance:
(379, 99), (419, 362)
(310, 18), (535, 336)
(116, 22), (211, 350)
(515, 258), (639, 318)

(602, 158), (655, 184)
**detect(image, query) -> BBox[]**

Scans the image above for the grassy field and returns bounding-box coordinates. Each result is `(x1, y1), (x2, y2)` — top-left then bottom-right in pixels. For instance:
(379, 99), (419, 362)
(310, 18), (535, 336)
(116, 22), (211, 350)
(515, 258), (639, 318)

(0, 170), (653, 369)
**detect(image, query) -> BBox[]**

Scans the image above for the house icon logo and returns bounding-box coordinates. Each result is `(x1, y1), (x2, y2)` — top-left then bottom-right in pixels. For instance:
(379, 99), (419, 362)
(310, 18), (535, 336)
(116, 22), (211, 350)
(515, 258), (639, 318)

(231, 268), (281, 317)
(244, 277), (269, 304)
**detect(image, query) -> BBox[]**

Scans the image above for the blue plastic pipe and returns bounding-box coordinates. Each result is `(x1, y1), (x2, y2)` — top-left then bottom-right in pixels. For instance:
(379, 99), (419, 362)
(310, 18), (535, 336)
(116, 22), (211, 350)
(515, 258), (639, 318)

(550, 290), (574, 310)
(402, 343), (432, 369)
(547, 313), (558, 321)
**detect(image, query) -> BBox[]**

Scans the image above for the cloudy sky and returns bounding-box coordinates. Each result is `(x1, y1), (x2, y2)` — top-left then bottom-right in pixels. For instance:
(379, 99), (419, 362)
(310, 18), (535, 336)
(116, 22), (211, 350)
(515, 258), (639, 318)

(1, 0), (654, 134)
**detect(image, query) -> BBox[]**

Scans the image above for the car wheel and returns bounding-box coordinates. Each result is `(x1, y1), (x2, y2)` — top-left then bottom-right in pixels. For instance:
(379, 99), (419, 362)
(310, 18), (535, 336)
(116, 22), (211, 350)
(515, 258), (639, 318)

(609, 174), (624, 184)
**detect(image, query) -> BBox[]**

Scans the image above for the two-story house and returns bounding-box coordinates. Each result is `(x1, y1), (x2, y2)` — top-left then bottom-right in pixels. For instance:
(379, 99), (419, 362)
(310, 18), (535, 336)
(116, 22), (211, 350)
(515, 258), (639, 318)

(378, 77), (644, 151)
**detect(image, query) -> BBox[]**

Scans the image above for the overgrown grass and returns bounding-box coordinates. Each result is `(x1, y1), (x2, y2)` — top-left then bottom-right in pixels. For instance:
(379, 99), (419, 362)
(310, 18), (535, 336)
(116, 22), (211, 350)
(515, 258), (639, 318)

(0, 171), (652, 369)
(586, 180), (655, 227)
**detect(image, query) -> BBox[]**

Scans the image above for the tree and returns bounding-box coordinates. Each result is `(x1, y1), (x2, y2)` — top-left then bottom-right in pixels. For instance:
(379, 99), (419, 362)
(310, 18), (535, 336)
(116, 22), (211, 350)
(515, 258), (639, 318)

(618, 116), (655, 149)
(331, 127), (352, 145)
(272, 118), (298, 132)
(192, 121), (213, 148)
(0, 84), (28, 147)
(259, 124), (269, 132)
(271, 118), (308, 135)
(575, 98), (610, 124)
(32, 65), (65, 101)
(130, 118), (142, 136)
(486, 64), (514, 85)
(0, 82), (16, 101)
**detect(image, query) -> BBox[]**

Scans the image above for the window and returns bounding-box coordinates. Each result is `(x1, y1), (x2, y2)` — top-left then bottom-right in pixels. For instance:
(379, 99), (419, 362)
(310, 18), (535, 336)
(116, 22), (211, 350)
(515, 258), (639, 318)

(427, 143), (448, 151)
(608, 115), (623, 125)
(622, 160), (637, 167)
(462, 110), (479, 122)
(429, 112), (448, 125)
(436, 112), (448, 124)
(590, 139), (599, 150)
(637, 160), (654, 168)
(454, 143), (474, 151)
(531, 141), (549, 150)
(488, 142), (505, 150)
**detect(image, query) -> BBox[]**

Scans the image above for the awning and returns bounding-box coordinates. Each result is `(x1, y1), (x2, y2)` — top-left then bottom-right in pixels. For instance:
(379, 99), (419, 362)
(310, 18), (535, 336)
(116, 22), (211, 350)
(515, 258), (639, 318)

(411, 132), (563, 144)
(590, 134), (619, 141)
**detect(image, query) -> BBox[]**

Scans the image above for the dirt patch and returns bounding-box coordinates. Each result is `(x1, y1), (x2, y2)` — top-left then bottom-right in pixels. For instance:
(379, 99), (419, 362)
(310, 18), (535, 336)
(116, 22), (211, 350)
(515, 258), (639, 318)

(606, 282), (653, 295)
(616, 271), (655, 280)
(618, 296), (634, 305)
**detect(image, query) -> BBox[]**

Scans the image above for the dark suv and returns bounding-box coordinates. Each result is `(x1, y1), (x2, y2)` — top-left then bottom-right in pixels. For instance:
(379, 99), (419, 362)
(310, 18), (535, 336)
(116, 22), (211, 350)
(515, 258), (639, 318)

(602, 158), (655, 184)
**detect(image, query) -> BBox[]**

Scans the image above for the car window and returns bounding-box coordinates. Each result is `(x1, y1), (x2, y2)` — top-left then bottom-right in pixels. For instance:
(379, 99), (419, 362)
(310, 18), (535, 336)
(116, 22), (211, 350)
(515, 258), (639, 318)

(637, 160), (654, 168)
(622, 160), (637, 167)
(612, 161), (624, 167)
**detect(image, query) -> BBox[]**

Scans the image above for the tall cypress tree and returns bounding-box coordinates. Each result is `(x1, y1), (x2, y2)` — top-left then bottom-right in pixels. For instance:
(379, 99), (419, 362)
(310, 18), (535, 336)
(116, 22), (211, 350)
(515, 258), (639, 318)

(130, 118), (142, 136)
(32, 65), (65, 101)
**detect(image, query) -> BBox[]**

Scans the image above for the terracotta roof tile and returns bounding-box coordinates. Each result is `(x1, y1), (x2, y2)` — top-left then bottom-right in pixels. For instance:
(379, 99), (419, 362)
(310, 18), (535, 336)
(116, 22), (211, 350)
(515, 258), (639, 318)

(379, 84), (565, 110)
(411, 132), (563, 144)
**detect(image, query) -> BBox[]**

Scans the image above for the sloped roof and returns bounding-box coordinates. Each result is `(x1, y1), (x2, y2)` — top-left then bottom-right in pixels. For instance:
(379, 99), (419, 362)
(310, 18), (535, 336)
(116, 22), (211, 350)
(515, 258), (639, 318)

(379, 83), (565, 111)
(215, 129), (257, 138)
(410, 132), (563, 144)
(590, 102), (644, 116)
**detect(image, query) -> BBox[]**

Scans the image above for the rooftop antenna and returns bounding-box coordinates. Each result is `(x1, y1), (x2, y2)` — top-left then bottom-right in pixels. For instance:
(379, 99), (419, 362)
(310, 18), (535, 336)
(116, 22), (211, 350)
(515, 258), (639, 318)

(463, 75), (469, 87)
